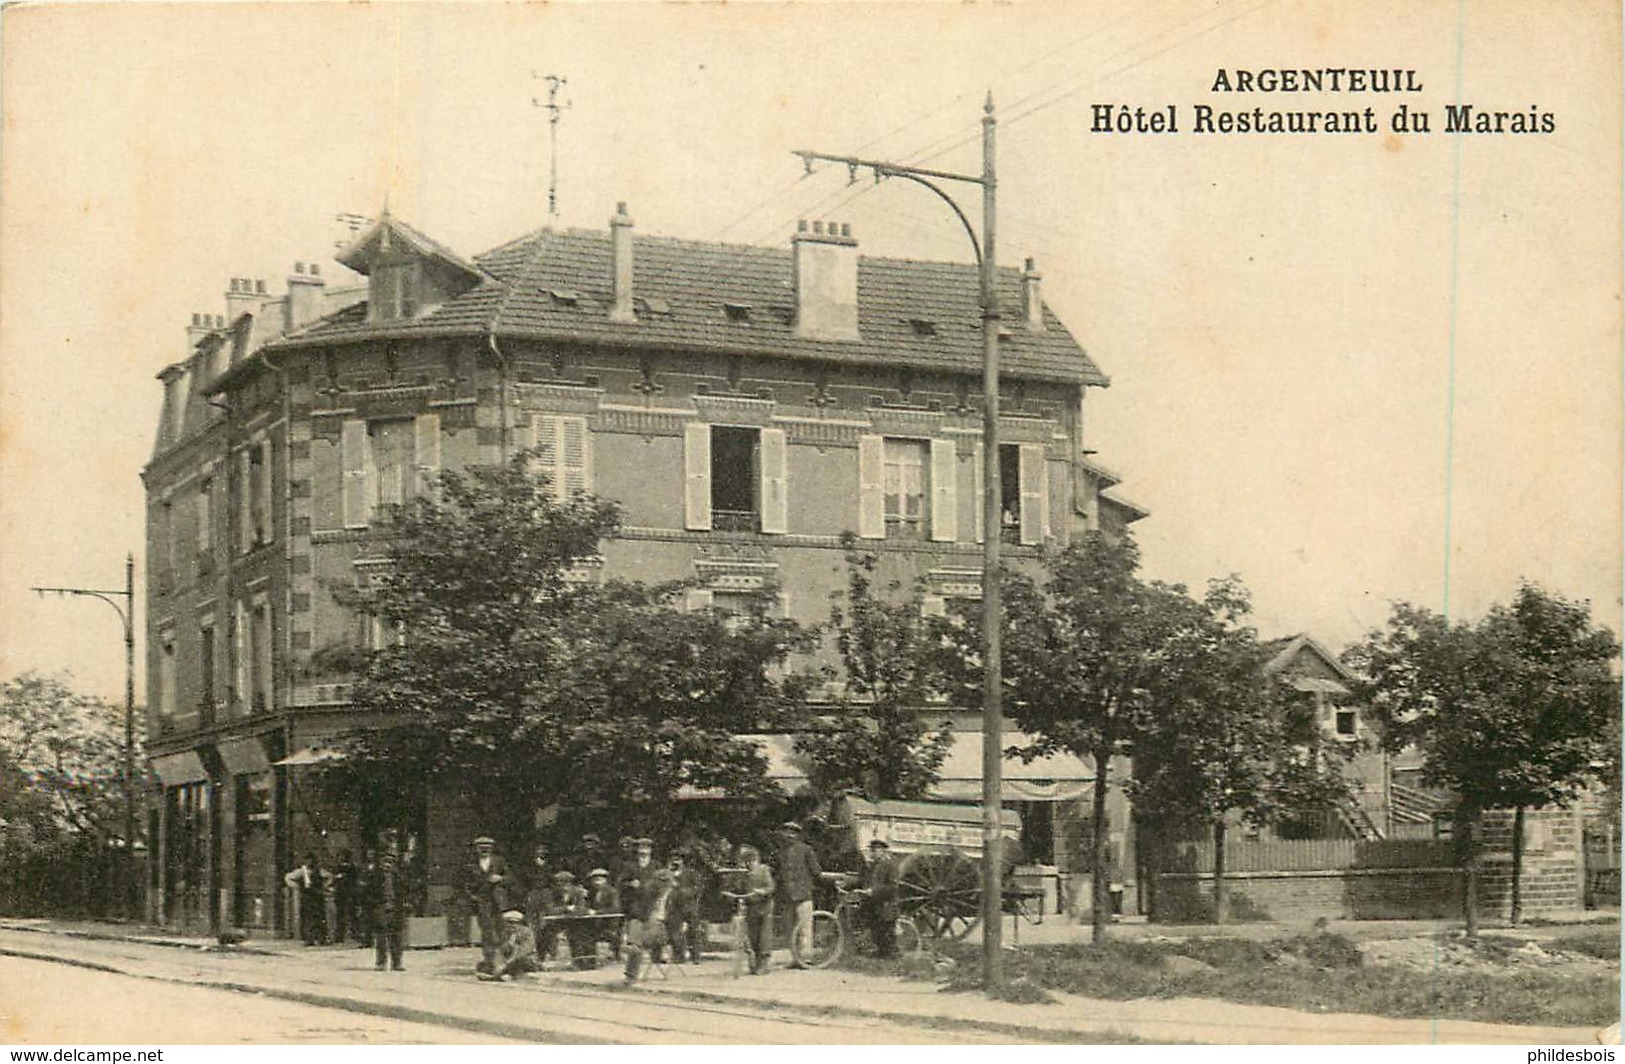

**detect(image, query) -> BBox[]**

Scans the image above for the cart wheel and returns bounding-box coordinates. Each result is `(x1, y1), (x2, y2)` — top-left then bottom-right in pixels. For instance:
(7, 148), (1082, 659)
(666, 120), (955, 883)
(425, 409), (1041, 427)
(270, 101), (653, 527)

(802, 909), (842, 968)
(897, 851), (982, 940)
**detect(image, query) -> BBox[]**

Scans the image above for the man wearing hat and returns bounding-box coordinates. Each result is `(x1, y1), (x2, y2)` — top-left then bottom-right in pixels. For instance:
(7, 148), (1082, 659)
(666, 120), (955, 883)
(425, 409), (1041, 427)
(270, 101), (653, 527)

(584, 867), (622, 961)
(664, 850), (705, 964)
(460, 835), (510, 975)
(537, 868), (587, 966)
(776, 821), (822, 969)
(861, 838), (901, 958)
(622, 867), (676, 983)
(573, 833), (608, 883)
(364, 850), (408, 971)
(481, 909), (538, 982)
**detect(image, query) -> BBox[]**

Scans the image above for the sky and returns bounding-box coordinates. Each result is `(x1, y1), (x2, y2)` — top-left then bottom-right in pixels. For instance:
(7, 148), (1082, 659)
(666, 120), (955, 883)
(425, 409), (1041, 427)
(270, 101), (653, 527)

(1, 0), (1619, 703)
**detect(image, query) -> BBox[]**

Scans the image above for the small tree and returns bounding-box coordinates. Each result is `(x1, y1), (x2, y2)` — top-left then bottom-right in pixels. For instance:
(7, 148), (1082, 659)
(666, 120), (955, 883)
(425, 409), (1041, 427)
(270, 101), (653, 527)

(1128, 578), (1281, 924)
(944, 532), (1220, 943)
(328, 453), (815, 843)
(1345, 585), (1619, 931)
(794, 545), (953, 801)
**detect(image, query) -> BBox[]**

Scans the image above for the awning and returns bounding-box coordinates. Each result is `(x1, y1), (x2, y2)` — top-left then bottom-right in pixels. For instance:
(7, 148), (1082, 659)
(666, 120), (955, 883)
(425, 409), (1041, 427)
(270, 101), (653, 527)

(929, 732), (1097, 803)
(151, 750), (208, 786)
(272, 746), (347, 767)
(673, 735), (807, 800)
(217, 736), (271, 775)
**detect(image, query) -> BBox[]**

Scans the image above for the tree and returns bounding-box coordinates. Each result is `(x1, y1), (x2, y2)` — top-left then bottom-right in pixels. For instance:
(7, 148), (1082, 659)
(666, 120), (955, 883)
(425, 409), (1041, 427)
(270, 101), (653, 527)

(943, 532), (1226, 943)
(1127, 578), (1281, 924)
(0, 672), (135, 915)
(327, 453), (815, 844)
(1345, 585), (1619, 930)
(793, 544), (953, 800)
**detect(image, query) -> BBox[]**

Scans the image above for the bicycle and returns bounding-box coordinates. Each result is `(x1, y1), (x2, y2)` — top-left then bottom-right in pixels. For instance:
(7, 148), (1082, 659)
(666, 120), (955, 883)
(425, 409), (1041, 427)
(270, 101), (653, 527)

(802, 874), (922, 969)
(717, 880), (754, 978)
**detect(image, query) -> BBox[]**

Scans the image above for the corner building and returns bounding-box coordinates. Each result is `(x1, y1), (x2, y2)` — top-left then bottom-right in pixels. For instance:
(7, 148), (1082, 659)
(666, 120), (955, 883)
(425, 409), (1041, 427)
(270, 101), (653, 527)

(143, 204), (1144, 933)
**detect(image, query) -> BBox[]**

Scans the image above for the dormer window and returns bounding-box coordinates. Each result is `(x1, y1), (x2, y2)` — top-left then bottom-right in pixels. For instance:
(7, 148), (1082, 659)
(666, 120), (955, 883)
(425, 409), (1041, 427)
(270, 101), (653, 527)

(371, 260), (420, 322)
(722, 302), (752, 323)
(550, 289), (580, 306)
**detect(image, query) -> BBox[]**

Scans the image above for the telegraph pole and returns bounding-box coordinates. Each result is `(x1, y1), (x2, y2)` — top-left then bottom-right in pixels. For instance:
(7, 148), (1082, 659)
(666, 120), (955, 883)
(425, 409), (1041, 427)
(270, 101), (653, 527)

(533, 73), (570, 223)
(795, 93), (1004, 992)
(33, 553), (138, 922)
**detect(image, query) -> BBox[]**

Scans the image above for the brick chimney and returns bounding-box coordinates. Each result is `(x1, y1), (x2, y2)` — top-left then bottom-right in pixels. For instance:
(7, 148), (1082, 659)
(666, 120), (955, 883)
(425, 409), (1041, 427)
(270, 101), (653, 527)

(225, 277), (273, 324)
(185, 312), (216, 357)
(284, 261), (327, 333)
(608, 202), (635, 324)
(792, 220), (859, 342)
(1021, 257), (1045, 331)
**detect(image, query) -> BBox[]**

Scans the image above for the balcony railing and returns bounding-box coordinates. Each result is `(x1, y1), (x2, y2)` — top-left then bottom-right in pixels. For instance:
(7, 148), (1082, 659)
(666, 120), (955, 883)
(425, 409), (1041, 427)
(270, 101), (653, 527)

(713, 509), (759, 533)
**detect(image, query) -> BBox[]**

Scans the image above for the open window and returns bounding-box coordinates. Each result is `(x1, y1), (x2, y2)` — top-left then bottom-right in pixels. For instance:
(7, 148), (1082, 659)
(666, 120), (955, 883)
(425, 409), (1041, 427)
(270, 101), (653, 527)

(857, 435), (957, 541)
(683, 423), (788, 534)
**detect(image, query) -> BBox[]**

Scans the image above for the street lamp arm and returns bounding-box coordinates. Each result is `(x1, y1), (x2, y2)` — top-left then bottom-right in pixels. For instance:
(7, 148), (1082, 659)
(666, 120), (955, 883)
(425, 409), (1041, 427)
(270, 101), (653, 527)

(31, 587), (132, 638)
(885, 172), (983, 267)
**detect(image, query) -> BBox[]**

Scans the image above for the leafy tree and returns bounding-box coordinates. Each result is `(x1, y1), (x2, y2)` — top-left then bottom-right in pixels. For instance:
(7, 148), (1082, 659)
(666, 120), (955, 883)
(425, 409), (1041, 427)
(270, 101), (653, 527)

(942, 532), (1230, 942)
(0, 672), (136, 916)
(1127, 578), (1280, 924)
(1345, 585), (1619, 930)
(326, 453), (815, 846)
(793, 545), (953, 800)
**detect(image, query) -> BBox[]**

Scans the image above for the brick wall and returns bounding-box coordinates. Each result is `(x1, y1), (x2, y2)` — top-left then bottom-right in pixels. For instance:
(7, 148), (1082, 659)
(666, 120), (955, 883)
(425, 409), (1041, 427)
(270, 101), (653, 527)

(1155, 868), (1461, 923)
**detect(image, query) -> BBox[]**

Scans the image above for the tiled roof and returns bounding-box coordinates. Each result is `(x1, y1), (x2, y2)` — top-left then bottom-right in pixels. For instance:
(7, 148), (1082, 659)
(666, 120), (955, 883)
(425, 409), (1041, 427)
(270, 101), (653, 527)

(280, 226), (1108, 386)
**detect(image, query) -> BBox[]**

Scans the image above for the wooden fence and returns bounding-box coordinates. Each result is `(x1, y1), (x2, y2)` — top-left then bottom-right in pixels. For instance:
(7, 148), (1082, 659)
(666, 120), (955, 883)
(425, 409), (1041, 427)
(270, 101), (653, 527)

(1161, 836), (1455, 875)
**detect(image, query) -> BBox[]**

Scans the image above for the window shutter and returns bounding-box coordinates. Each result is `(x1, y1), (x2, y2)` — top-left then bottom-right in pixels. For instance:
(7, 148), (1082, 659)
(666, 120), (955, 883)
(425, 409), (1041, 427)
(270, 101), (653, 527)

(237, 449), (252, 551)
(929, 438), (958, 542)
(972, 442), (985, 544)
(414, 413), (441, 498)
(759, 427), (788, 534)
(857, 434), (885, 539)
(1019, 443), (1050, 545)
(195, 481), (211, 554)
(560, 416), (590, 497)
(685, 587), (714, 612)
(684, 422), (712, 531)
(340, 420), (371, 528)
(257, 441), (274, 543)
(233, 600), (249, 715)
(775, 590), (791, 621)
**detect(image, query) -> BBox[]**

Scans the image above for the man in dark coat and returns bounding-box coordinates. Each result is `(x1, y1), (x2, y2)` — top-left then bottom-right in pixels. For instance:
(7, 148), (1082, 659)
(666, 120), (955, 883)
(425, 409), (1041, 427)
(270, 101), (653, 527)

(330, 850), (358, 944)
(283, 853), (328, 946)
(664, 851), (705, 964)
(460, 835), (510, 975)
(776, 821), (822, 969)
(861, 838), (900, 958)
(365, 850), (408, 971)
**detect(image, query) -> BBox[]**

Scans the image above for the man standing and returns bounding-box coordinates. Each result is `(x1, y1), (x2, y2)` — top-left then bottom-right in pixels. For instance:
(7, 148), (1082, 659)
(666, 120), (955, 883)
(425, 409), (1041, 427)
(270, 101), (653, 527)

(330, 849), (358, 944)
(665, 851), (705, 964)
(862, 839), (901, 958)
(365, 850), (408, 971)
(461, 835), (509, 976)
(776, 822), (822, 969)
(283, 853), (328, 946)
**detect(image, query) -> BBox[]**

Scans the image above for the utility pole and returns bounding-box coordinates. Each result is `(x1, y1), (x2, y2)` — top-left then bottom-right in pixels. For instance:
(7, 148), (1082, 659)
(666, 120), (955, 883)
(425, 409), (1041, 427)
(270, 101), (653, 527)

(33, 553), (138, 922)
(795, 93), (1004, 993)
(533, 73), (570, 223)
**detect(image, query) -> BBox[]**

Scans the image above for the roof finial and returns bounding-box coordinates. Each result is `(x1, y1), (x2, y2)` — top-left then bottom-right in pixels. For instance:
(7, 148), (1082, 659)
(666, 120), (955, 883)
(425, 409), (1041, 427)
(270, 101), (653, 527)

(533, 72), (570, 226)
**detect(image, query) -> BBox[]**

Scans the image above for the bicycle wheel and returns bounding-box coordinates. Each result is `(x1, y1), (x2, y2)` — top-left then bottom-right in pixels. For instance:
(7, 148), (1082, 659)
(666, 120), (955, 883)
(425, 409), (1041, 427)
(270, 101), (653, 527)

(801, 909), (843, 969)
(728, 914), (749, 978)
(893, 916), (923, 957)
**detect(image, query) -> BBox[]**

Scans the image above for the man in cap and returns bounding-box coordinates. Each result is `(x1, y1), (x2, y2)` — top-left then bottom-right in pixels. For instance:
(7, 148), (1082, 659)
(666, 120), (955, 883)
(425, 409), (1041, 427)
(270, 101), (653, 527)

(573, 833), (608, 882)
(584, 867), (622, 962)
(623, 867), (676, 983)
(776, 821), (823, 968)
(283, 852), (329, 946)
(460, 835), (510, 975)
(862, 838), (900, 958)
(481, 909), (538, 982)
(664, 850), (705, 964)
(364, 850), (408, 971)
(537, 868), (587, 966)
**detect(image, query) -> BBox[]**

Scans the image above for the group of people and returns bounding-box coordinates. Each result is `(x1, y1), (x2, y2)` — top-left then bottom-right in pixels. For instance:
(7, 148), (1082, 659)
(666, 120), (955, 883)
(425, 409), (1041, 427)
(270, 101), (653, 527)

(283, 830), (418, 972)
(463, 819), (903, 985)
(285, 817), (903, 984)
(463, 833), (708, 983)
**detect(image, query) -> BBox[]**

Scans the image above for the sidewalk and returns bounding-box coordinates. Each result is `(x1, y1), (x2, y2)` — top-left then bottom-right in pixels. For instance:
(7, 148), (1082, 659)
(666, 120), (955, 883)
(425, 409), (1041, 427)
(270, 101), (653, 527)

(0, 917), (1610, 1044)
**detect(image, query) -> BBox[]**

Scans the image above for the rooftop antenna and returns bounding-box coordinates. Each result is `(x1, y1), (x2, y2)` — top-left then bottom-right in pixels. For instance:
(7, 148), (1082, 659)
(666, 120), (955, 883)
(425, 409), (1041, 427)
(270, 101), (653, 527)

(532, 73), (570, 225)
